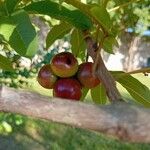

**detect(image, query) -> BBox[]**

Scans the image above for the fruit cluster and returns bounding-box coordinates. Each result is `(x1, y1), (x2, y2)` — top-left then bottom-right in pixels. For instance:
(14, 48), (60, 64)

(37, 52), (100, 101)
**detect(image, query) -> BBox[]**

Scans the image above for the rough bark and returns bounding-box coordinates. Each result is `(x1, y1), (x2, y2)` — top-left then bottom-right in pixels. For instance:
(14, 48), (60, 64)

(0, 86), (150, 143)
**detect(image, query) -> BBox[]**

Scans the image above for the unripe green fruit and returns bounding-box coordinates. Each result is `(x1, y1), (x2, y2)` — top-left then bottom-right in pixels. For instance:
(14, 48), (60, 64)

(37, 64), (57, 89)
(51, 52), (78, 78)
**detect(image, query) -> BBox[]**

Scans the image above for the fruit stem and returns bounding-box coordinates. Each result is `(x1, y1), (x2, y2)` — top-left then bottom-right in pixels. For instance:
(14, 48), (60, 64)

(83, 30), (122, 102)
(92, 37), (104, 75)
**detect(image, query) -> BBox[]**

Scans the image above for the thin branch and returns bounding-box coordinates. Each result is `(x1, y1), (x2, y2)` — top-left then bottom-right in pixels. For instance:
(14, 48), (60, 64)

(91, 26), (102, 68)
(127, 67), (150, 74)
(83, 30), (122, 102)
(0, 86), (150, 143)
(112, 67), (150, 79)
(92, 36), (105, 74)
(108, 0), (141, 12)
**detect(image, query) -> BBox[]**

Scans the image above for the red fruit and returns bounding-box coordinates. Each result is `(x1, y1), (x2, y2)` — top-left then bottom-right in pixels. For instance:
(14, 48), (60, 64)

(77, 62), (100, 88)
(37, 64), (57, 89)
(53, 78), (82, 100)
(51, 52), (78, 78)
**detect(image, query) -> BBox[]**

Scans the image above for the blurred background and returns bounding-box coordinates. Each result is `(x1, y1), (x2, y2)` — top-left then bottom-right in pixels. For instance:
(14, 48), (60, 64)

(0, 0), (150, 149)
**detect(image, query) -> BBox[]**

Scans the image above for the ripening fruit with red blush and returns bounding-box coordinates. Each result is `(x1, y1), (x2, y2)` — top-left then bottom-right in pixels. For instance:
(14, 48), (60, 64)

(37, 64), (57, 89)
(77, 62), (100, 88)
(53, 78), (82, 100)
(51, 52), (78, 78)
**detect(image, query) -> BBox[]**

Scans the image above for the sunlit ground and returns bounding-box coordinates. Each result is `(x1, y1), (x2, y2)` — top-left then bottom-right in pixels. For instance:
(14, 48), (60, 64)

(0, 73), (150, 150)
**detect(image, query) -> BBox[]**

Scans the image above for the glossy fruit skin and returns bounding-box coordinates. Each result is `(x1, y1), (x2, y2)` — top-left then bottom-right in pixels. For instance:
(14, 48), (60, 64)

(53, 78), (82, 100)
(77, 62), (100, 88)
(51, 52), (78, 78)
(37, 64), (57, 89)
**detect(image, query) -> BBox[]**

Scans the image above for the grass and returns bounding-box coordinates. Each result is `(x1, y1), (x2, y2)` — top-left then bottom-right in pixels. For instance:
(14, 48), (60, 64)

(0, 73), (150, 150)
(1, 115), (150, 150)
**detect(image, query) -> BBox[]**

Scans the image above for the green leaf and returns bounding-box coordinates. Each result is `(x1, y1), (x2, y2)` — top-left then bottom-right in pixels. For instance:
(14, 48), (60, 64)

(117, 74), (150, 107)
(91, 84), (107, 104)
(0, 17), (16, 41)
(103, 36), (117, 54)
(9, 10), (38, 57)
(0, 3), (6, 16)
(114, 0), (131, 5)
(64, 0), (90, 14)
(70, 28), (86, 60)
(46, 22), (72, 49)
(5, 0), (21, 14)
(0, 54), (14, 71)
(80, 88), (89, 101)
(95, 29), (104, 41)
(24, 1), (92, 30)
(90, 5), (112, 32)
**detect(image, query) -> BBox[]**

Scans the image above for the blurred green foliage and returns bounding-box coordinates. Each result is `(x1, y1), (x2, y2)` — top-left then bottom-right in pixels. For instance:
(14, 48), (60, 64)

(0, 47), (59, 88)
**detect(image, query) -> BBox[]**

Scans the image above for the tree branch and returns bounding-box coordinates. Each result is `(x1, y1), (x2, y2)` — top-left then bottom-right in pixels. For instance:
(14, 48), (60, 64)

(108, 0), (140, 12)
(0, 86), (150, 143)
(83, 31), (122, 102)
